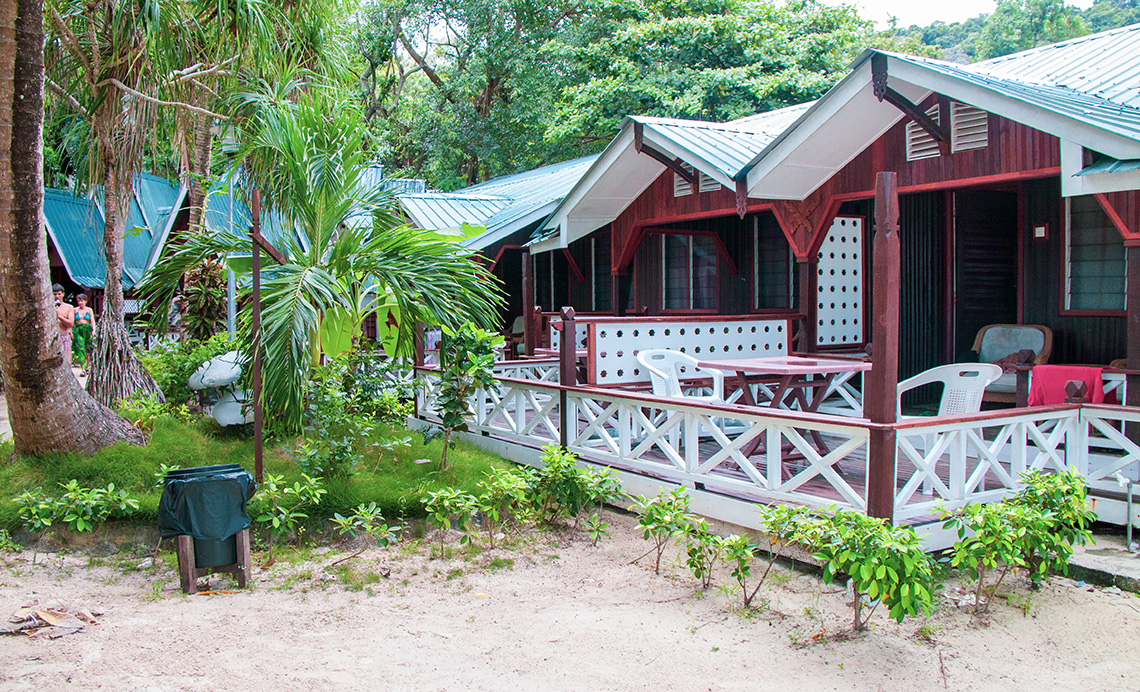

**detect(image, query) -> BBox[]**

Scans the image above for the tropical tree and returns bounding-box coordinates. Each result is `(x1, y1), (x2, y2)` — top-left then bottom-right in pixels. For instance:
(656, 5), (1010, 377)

(975, 0), (1089, 58)
(0, 0), (144, 455)
(139, 97), (504, 433)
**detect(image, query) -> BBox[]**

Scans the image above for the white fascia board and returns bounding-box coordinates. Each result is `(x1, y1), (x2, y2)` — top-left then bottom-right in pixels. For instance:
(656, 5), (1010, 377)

(542, 127), (636, 235)
(464, 200), (560, 250)
(744, 60), (885, 199)
(889, 59), (1140, 159)
(640, 127), (738, 189)
(144, 183), (188, 273)
(1060, 139), (1140, 196)
(529, 234), (562, 254)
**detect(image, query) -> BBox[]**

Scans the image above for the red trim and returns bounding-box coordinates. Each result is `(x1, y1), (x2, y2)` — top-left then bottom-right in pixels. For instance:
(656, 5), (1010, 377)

(643, 227), (739, 274)
(565, 312), (803, 324)
(488, 244), (524, 272)
(1095, 192), (1137, 240)
(616, 204), (778, 271)
(561, 248), (587, 283)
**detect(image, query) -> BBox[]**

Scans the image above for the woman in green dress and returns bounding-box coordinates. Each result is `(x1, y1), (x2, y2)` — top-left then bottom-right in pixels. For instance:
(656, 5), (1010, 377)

(72, 293), (95, 373)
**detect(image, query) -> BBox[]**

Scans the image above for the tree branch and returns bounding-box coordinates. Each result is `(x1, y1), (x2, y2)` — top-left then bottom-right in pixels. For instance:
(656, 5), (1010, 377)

(45, 3), (93, 83)
(95, 78), (232, 121)
(45, 77), (88, 116)
(398, 31), (454, 104)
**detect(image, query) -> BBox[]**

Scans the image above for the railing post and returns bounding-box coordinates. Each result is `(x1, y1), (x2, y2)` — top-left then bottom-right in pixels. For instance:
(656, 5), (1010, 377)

(866, 172), (900, 523)
(559, 307), (577, 448)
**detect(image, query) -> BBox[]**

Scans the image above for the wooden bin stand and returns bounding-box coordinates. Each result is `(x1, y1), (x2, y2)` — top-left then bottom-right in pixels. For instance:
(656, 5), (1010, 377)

(175, 529), (252, 594)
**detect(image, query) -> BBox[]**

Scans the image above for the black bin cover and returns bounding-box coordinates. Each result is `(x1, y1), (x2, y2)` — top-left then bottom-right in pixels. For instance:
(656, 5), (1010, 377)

(157, 465), (257, 540)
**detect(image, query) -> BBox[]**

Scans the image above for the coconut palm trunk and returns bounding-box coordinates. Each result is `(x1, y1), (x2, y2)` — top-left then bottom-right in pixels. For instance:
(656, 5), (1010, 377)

(0, 0), (143, 454)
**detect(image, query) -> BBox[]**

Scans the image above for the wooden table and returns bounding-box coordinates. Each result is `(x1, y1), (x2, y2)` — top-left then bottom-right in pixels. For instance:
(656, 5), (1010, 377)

(696, 355), (871, 457)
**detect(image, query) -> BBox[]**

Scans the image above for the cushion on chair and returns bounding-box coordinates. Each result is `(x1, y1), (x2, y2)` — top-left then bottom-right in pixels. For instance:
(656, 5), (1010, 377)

(976, 326), (1046, 364)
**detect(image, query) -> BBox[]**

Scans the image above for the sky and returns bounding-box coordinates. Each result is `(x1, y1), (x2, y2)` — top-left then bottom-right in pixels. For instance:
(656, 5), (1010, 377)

(829, 0), (1095, 28)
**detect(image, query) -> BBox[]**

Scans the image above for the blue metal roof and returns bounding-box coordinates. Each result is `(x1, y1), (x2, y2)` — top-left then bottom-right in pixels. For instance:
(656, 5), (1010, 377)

(44, 175), (183, 289)
(203, 186), (301, 254)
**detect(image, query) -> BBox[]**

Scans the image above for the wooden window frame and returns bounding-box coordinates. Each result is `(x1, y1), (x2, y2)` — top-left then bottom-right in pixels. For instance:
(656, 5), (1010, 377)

(1060, 196), (1127, 317)
(658, 231), (720, 314)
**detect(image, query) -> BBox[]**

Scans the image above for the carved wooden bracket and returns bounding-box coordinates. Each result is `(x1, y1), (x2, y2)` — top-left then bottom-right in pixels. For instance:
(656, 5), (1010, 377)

(870, 53), (948, 145)
(634, 121), (698, 193)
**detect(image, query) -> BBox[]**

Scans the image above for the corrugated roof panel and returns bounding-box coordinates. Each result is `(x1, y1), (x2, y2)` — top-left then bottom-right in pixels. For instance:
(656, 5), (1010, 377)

(134, 174), (182, 235)
(399, 194), (511, 231)
(44, 190), (105, 288)
(203, 187), (298, 254)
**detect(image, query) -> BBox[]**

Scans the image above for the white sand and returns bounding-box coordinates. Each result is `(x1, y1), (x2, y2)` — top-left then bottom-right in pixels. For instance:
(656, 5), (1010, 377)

(1, 510), (1137, 691)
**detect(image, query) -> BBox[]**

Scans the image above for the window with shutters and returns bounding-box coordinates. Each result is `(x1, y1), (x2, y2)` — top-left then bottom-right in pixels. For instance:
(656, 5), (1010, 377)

(1064, 195), (1126, 313)
(662, 234), (718, 311)
(951, 102), (988, 152)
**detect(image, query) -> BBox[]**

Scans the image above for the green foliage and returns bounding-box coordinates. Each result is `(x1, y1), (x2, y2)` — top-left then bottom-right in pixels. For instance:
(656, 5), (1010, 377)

(793, 508), (936, 630)
(14, 487), (56, 557)
(944, 471), (1092, 616)
(423, 487), (479, 558)
(138, 334), (235, 406)
(476, 467), (533, 548)
(14, 481), (139, 562)
(684, 517), (725, 590)
(115, 394), (193, 433)
(252, 473), (327, 559)
(975, 0), (1088, 59)
(528, 446), (622, 525)
(0, 529), (18, 553)
(633, 487), (693, 574)
(585, 513), (611, 546)
(181, 258), (228, 341)
(436, 323), (502, 469)
(331, 502), (402, 547)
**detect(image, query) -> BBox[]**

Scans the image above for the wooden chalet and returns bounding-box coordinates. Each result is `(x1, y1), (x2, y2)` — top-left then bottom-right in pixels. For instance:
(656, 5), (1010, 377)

(413, 26), (1140, 548)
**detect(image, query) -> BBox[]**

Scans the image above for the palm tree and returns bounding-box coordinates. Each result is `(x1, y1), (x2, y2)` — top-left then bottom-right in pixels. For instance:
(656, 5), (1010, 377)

(139, 97), (504, 433)
(0, 0), (144, 455)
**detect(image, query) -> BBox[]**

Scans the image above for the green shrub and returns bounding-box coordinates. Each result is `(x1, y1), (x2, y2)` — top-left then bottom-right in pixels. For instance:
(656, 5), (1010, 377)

(633, 487), (693, 574)
(139, 334), (235, 406)
(529, 446), (622, 526)
(423, 487), (478, 558)
(436, 323), (501, 470)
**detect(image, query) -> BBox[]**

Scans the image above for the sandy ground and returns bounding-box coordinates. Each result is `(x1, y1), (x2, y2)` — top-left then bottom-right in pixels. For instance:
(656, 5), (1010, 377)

(1, 511), (1139, 692)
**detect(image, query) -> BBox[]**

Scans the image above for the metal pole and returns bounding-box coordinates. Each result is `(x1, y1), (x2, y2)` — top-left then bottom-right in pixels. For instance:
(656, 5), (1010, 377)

(251, 190), (264, 483)
(227, 270), (236, 337)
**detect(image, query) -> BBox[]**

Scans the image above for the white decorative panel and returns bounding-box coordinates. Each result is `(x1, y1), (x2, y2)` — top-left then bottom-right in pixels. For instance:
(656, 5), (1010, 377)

(817, 216), (864, 347)
(592, 318), (789, 385)
(548, 321), (589, 350)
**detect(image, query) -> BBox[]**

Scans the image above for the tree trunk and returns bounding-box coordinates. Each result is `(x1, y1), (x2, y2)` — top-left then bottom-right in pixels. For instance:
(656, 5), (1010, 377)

(0, 0), (143, 455)
(185, 96), (212, 237)
(85, 120), (162, 407)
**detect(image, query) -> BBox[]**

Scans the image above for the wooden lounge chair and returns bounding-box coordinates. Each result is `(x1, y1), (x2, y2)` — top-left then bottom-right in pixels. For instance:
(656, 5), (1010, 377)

(973, 324), (1053, 403)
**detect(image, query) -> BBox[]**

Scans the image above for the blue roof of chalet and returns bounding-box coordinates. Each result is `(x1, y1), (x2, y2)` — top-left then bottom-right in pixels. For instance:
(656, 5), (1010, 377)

(202, 186), (303, 255)
(43, 174), (185, 289)
(398, 155), (599, 249)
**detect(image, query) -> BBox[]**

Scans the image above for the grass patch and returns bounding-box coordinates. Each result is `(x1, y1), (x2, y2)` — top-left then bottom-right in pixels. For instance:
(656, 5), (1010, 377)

(0, 416), (507, 533)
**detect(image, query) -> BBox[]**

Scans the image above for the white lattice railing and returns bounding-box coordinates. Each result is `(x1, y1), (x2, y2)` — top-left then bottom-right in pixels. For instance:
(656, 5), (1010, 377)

(893, 407), (1079, 522)
(418, 371), (873, 512)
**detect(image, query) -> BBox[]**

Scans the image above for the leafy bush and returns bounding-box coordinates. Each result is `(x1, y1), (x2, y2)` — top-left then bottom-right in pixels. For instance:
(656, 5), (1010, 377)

(684, 517), (725, 590)
(115, 394), (193, 432)
(139, 333), (235, 406)
(331, 502), (402, 548)
(423, 487), (478, 558)
(476, 467), (533, 548)
(14, 481), (140, 562)
(251, 473), (327, 561)
(436, 323), (501, 469)
(793, 508), (936, 630)
(1010, 469), (1096, 578)
(633, 487), (693, 574)
(528, 446), (621, 526)
(181, 258), (227, 341)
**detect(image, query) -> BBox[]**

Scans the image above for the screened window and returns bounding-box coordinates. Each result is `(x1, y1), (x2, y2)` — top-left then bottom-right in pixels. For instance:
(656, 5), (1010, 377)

(753, 215), (793, 310)
(662, 234), (717, 311)
(1065, 195), (1126, 312)
(591, 237), (611, 312)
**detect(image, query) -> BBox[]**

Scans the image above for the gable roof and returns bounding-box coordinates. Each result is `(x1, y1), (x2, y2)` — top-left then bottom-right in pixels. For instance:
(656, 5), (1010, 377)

(534, 104), (810, 251)
(44, 175), (185, 289)
(398, 155), (598, 249)
(742, 24), (1140, 199)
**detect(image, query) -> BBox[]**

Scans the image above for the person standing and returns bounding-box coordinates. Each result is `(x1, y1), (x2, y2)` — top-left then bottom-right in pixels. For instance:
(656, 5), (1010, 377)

(73, 293), (95, 373)
(53, 284), (75, 366)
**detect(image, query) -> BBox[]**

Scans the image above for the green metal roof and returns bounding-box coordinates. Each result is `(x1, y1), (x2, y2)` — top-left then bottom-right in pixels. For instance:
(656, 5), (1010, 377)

(44, 175), (184, 289)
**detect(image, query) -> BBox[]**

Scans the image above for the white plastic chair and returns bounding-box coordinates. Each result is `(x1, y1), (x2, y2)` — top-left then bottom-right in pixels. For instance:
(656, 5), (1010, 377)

(635, 350), (726, 451)
(637, 349), (725, 402)
(897, 363), (1003, 417)
(898, 363), (1002, 494)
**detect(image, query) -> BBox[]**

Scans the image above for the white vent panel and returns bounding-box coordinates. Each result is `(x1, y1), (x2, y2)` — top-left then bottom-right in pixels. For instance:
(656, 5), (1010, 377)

(816, 216), (864, 347)
(951, 102), (989, 152)
(905, 105), (941, 161)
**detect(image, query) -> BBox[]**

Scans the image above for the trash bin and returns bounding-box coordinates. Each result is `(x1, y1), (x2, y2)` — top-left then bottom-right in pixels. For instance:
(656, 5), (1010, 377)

(157, 464), (257, 569)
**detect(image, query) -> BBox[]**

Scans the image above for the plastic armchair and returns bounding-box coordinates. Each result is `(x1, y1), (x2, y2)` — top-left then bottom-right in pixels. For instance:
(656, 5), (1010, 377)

(636, 349), (725, 402)
(897, 364), (1003, 417)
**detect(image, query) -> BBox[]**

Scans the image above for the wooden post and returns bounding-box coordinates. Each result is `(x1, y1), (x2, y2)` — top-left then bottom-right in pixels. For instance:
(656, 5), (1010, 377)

(797, 257), (818, 352)
(865, 172), (900, 523)
(1126, 244), (1140, 440)
(521, 250), (535, 356)
(250, 190), (263, 484)
(559, 307), (577, 448)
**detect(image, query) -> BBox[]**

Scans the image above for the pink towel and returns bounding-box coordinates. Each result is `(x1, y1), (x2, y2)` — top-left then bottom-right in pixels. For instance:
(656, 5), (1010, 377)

(1027, 365), (1105, 406)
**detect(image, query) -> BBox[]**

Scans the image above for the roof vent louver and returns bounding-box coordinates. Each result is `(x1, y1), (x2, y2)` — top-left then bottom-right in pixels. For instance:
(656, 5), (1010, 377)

(905, 105), (941, 161)
(674, 163), (723, 196)
(951, 102), (989, 152)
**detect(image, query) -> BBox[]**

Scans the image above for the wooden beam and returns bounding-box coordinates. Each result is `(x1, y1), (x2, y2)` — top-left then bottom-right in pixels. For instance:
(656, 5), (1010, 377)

(521, 249), (535, 356)
(251, 230), (286, 266)
(866, 171), (901, 524)
(871, 53), (948, 144)
(634, 121), (698, 193)
(735, 178), (748, 219)
(562, 248), (587, 283)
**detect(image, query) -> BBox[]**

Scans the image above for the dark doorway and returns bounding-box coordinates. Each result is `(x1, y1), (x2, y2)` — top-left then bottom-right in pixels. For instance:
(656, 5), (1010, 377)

(954, 190), (1019, 356)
